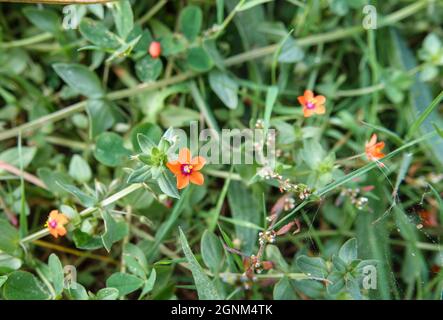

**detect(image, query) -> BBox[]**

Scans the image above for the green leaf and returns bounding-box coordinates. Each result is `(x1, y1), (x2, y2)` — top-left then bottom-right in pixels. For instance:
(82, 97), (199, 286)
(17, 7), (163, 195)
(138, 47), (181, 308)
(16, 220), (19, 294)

(186, 47), (213, 72)
(131, 123), (162, 153)
(140, 269), (156, 298)
(2, 271), (50, 300)
(0, 146), (36, 173)
(179, 5), (202, 41)
(160, 35), (187, 57)
(264, 86), (279, 131)
(0, 275), (7, 289)
(160, 106), (201, 127)
(178, 227), (222, 300)
(208, 71), (238, 109)
(0, 253), (22, 274)
(296, 255), (328, 279)
(127, 166), (152, 184)
(69, 155), (92, 183)
(88, 4), (104, 19)
(106, 272), (144, 297)
(48, 254), (64, 296)
(0, 219), (19, 255)
(101, 210), (129, 252)
(273, 277), (297, 300)
(94, 132), (130, 167)
(86, 99), (116, 138)
(332, 254), (348, 274)
(112, 0), (134, 39)
(73, 230), (103, 250)
(66, 283), (89, 300)
(123, 243), (148, 278)
(419, 65), (438, 82)
(37, 168), (72, 196)
(158, 169), (180, 199)
(23, 8), (60, 34)
(201, 230), (224, 272)
(56, 182), (96, 207)
(53, 63), (105, 99)
(135, 56), (163, 82)
(327, 271), (346, 295)
(330, 0), (349, 16)
(129, 26), (153, 53)
(96, 287), (119, 300)
(136, 133), (157, 154)
(338, 238), (358, 264)
(79, 18), (121, 49)
(278, 38), (304, 63)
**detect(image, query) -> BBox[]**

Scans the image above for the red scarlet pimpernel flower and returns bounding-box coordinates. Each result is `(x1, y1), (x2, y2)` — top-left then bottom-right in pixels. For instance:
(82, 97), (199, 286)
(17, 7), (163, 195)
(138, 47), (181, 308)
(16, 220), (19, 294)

(365, 134), (386, 167)
(297, 90), (326, 118)
(167, 148), (206, 189)
(45, 210), (69, 238)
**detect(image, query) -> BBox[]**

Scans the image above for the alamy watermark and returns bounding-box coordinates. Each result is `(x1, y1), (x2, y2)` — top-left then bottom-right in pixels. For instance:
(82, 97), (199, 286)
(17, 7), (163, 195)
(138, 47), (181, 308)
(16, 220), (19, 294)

(362, 5), (377, 30)
(63, 265), (78, 290)
(362, 264), (377, 290)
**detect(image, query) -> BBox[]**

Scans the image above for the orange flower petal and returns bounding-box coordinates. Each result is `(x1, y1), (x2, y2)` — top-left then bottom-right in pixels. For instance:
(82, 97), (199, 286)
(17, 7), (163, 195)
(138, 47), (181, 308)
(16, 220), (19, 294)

(167, 160), (182, 175)
(314, 95), (326, 105)
(57, 214), (69, 225)
(304, 90), (314, 100)
(303, 108), (315, 118)
(297, 96), (306, 106)
(368, 134), (377, 147)
(177, 175), (190, 189)
(49, 210), (59, 220)
(178, 148), (191, 164)
(191, 156), (206, 171)
(190, 171), (204, 186)
(49, 228), (58, 238)
(315, 104), (326, 114)
(374, 141), (385, 150)
(56, 226), (67, 236)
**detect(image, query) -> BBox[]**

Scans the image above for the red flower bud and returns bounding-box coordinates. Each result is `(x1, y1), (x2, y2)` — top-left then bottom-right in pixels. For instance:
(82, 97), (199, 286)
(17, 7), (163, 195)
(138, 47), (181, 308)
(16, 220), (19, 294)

(149, 41), (161, 59)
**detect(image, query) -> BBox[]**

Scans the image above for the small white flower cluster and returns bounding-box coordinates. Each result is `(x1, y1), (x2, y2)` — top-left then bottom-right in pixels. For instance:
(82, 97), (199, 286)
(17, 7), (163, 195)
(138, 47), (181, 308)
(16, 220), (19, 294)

(340, 188), (369, 210)
(258, 230), (276, 246)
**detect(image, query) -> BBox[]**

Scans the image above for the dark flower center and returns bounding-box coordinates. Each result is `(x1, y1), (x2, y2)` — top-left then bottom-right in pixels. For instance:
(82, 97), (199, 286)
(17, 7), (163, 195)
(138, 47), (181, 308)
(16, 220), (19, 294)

(306, 101), (315, 109)
(181, 164), (193, 176)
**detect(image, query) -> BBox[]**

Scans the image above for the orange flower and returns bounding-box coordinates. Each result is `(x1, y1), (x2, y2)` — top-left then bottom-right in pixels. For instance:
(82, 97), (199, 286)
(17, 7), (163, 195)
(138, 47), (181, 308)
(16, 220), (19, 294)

(365, 134), (386, 164)
(297, 90), (326, 117)
(166, 148), (206, 189)
(45, 210), (69, 238)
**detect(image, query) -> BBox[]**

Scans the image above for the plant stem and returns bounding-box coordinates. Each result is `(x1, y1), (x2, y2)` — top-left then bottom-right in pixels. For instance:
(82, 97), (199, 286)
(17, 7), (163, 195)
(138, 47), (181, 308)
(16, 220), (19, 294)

(204, 169), (242, 181)
(0, 32), (53, 49)
(20, 183), (143, 244)
(33, 240), (119, 265)
(137, 0), (168, 25)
